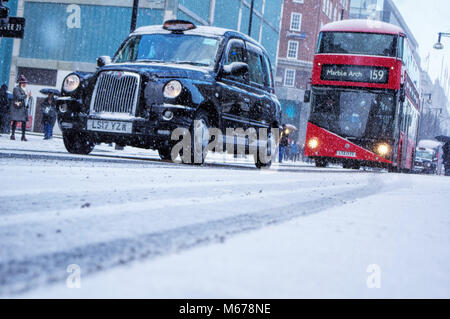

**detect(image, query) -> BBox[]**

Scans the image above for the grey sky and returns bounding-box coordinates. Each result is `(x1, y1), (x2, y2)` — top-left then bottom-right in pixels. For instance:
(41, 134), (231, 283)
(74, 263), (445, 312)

(392, 0), (450, 92)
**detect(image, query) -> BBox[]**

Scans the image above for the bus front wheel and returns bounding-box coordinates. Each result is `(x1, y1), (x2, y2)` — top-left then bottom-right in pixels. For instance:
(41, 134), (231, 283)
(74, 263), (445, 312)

(315, 159), (328, 168)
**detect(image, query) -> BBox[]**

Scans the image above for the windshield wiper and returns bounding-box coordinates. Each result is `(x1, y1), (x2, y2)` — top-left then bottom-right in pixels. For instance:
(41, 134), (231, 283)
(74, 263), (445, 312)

(170, 61), (210, 67)
(134, 59), (166, 63)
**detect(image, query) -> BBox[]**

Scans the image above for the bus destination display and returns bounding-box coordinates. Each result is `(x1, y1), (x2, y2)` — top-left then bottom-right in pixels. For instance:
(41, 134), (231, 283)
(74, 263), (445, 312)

(321, 64), (389, 84)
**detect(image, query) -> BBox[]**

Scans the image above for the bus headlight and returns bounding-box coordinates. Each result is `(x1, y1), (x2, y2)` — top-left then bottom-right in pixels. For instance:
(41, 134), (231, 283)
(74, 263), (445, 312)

(63, 74), (80, 93)
(376, 143), (390, 156)
(163, 80), (182, 99)
(308, 138), (319, 150)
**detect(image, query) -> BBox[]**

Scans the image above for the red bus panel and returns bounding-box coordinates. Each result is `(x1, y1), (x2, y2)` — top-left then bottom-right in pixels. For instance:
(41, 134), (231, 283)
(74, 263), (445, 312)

(304, 122), (393, 164)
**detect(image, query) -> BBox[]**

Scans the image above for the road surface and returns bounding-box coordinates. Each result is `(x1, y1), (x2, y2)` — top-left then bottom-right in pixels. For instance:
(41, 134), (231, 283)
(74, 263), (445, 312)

(0, 134), (449, 298)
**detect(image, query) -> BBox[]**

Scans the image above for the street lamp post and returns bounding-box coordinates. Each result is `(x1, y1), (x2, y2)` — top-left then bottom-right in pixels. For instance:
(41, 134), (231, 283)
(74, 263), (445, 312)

(429, 107), (443, 137)
(433, 32), (450, 50)
(130, 0), (140, 33)
(418, 93), (432, 140)
(248, 0), (254, 36)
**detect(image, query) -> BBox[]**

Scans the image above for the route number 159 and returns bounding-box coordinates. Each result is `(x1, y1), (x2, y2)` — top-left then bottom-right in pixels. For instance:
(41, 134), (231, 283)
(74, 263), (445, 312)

(370, 70), (386, 82)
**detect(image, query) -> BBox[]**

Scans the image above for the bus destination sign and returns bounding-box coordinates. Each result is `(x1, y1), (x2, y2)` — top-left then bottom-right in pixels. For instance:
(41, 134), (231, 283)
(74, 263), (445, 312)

(321, 64), (389, 84)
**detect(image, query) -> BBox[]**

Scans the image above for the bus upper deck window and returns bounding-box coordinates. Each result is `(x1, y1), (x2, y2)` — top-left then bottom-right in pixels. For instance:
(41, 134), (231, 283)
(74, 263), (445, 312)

(398, 36), (404, 59)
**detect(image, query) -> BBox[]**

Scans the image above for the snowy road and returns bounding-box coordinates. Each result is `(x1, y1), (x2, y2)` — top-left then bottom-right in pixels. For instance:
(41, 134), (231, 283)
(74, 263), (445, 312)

(0, 134), (449, 298)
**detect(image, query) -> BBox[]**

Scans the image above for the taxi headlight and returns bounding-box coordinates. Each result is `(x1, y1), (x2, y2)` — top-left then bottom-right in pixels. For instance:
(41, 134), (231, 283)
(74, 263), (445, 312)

(59, 103), (68, 113)
(376, 143), (390, 156)
(63, 74), (80, 93)
(163, 80), (182, 99)
(308, 138), (319, 149)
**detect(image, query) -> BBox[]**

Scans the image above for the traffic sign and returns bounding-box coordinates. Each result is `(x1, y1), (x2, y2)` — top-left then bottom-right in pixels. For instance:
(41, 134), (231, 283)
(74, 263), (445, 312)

(0, 17), (25, 38)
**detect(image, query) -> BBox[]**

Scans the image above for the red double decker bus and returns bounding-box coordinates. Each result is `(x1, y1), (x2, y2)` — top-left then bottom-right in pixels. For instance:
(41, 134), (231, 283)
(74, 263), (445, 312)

(304, 19), (420, 171)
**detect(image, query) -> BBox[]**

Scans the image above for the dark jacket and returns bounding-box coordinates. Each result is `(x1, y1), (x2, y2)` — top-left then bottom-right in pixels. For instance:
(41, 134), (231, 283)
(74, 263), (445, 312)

(443, 142), (450, 164)
(41, 98), (57, 125)
(10, 85), (29, 122)
(0, 85), (8, 112)
(280, 132), (289, 147)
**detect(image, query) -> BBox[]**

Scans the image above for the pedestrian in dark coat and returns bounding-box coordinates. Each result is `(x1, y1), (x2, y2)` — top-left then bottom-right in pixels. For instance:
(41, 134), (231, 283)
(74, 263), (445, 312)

(443, 141), (450, 176)
(10, 75), (31, 141)
(0, 84), (8, 135)
(41, 93), (57, 139)
(291, 141), (300, 162)
(278, 125), (290, 163)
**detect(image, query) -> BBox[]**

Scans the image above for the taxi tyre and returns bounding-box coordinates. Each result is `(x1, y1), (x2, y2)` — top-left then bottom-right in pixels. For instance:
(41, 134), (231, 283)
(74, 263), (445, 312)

(158, 146), (172, 161)
(186, 110), (210, 165)
(63, 131), (95, 155)
(254, 130), (274, 169)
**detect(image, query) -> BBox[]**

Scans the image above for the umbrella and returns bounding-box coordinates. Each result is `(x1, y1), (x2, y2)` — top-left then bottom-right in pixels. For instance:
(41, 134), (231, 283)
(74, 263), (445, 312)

(40, 88), (61, 96)
(435, 135), (450, 143)
(284, 124), (298, 131)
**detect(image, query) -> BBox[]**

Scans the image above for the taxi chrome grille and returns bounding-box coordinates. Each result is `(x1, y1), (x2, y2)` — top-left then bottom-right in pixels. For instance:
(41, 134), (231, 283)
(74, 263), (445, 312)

(90, 71), (140, 115)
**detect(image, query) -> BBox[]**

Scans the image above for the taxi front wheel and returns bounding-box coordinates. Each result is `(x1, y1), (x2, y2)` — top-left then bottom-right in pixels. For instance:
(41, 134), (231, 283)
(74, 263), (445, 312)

(63, 131), (95, 155)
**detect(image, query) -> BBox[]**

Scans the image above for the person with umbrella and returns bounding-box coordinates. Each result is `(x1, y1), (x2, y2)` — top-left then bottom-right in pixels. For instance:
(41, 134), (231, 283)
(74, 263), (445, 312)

(436, 136), (450, 176)
(10, 75), (31, 141)
(40, 89), (58, 140)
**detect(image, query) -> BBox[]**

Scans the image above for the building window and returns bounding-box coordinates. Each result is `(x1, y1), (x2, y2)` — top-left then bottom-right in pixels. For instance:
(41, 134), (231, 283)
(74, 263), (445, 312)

(284, 69), (296, 87)
(287, 41), (299, 59)
(290, 12), (302, 31)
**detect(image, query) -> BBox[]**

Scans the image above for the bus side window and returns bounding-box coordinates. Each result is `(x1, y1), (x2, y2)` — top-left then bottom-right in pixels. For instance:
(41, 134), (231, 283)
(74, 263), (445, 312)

(397, 36), (404, 60)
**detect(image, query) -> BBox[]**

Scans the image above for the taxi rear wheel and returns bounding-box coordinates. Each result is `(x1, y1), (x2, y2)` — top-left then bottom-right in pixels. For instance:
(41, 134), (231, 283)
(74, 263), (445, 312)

(158, 146), (172, 161)
(254, 130), (275, 169)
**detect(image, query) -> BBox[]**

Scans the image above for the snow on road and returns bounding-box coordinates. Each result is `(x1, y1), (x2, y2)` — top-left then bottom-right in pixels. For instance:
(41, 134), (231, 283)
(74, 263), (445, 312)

(1, 134), (449, 298)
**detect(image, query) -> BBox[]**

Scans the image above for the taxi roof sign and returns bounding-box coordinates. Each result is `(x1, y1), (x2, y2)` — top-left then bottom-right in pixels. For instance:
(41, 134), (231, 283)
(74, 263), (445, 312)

(163, 20), (196, 32)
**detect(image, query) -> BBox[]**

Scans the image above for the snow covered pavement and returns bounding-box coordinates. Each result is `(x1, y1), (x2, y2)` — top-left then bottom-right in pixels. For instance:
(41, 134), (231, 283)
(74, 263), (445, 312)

(0, 134), (449, 298)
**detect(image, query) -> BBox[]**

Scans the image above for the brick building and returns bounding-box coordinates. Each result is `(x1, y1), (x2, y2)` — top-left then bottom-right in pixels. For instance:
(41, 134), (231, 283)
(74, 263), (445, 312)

(275, 0), (350, 143)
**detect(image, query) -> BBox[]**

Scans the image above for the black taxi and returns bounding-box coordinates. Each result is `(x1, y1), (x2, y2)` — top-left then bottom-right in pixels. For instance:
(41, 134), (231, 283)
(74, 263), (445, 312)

(56, 20), (281, 168)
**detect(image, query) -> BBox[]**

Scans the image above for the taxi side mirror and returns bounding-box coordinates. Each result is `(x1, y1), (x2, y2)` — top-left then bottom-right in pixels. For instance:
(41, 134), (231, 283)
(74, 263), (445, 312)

(97, 56), (112, 68)
(222, 62), (249, 77)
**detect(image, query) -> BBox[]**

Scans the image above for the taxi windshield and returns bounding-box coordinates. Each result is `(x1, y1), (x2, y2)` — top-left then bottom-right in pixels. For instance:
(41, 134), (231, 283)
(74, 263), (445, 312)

(416, 150), (434, 160)
(113, 34), (220, 67)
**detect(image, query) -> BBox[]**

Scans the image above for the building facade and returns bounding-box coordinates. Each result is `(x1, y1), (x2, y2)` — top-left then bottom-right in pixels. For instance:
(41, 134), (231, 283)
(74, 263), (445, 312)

(351, 0), (450, 136)
(349, 0), (419, 63)
(2, 0), (283, 133)
(0, 0), (18, 86)
(275, 0), (350, 143)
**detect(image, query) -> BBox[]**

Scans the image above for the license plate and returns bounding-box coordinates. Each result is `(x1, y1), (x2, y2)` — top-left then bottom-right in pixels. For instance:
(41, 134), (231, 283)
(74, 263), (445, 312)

(87, 119), (132, 134)
(336, 150), (356, 157)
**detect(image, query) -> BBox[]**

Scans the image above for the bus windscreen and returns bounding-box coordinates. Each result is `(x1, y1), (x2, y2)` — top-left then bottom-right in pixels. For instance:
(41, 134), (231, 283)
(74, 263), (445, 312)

(309, 88), (395, 139)
(317, 32), (397, 57)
